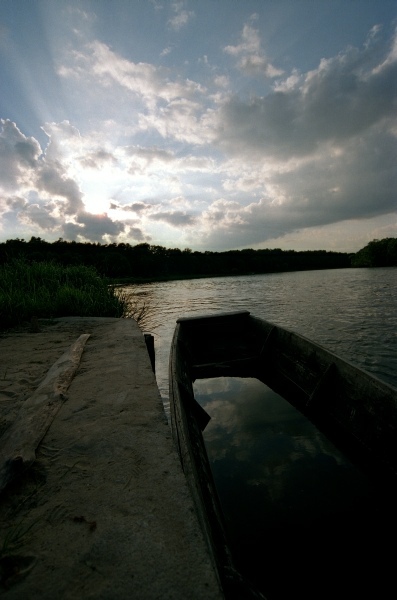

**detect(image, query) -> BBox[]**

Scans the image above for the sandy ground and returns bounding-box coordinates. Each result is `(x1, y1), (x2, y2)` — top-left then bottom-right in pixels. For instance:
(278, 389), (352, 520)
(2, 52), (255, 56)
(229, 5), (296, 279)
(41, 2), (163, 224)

(0, 318), (222, 599)
(0, 319), (94, 443)
(0, 319), (107, 594)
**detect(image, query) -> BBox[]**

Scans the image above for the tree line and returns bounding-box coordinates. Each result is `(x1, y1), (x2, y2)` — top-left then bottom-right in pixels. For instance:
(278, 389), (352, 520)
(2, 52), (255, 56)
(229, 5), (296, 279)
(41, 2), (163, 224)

(351, 238), (397, 268)
(0, 236), (395, 280)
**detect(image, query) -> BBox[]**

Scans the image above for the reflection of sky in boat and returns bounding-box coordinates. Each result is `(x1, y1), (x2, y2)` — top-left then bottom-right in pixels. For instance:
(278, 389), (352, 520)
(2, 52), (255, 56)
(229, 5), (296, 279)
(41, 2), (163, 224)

(193, 376), (376, 591)
(194, 378), (395, 600)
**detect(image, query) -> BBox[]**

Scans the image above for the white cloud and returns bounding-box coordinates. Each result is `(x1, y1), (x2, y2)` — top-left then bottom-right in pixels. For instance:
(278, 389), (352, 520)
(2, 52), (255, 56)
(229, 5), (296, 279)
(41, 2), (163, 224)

(0, 119), (85, 218)
(0, 120), (128, 243)
(213, 74), (230, 88)
(168, 1), (195, 31)
(138, 97), (215, 144)
(273, 70), (301, 92)
(41, 121), (82, 161)
(224, 23), (283, 78)
(59, 39), (205, 108)
(1, 10), (396, 253)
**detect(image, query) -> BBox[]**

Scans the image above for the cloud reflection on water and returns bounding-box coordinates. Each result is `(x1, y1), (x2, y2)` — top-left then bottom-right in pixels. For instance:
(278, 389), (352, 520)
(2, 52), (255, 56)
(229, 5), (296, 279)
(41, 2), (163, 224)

(194, 376), (371, 527)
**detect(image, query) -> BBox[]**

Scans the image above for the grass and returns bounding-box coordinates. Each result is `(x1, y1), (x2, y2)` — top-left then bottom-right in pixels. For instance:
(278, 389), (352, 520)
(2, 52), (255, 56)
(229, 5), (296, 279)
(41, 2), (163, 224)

(115, 287), (160, 331)
(0, 259), (138, 331)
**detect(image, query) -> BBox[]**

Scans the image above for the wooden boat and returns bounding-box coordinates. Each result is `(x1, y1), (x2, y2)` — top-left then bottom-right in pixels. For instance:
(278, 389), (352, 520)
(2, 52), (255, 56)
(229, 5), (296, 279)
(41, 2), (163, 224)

(169, 310), (397, 600)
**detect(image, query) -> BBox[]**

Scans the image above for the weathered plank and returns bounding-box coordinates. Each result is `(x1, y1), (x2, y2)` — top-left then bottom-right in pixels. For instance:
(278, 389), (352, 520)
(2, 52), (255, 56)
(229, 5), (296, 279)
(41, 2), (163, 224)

(0, 333), (90, 493)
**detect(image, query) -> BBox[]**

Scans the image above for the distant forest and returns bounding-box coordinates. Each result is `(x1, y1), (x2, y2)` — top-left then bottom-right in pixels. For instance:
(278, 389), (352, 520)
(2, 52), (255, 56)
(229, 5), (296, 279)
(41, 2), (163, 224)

(1, 236), (396, 281)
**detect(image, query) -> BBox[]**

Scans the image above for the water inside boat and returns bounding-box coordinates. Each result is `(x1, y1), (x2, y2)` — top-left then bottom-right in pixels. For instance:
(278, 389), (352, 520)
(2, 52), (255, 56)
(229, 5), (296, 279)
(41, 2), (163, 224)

(193, 376), (397, 600)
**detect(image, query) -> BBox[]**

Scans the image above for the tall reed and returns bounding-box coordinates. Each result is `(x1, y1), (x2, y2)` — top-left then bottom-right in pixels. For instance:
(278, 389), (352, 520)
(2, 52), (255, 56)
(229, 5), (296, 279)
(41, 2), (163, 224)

(0, 259), (127, 330)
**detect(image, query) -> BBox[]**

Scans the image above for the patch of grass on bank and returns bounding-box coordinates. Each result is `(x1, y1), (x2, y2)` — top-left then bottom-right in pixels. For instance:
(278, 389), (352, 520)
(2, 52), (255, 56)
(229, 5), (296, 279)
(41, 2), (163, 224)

(0, 259), (127, 330)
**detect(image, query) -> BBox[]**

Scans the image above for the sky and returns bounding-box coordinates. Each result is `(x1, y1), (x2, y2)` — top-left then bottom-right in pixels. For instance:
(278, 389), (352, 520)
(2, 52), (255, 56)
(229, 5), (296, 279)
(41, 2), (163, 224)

(0, 0), (396, 253)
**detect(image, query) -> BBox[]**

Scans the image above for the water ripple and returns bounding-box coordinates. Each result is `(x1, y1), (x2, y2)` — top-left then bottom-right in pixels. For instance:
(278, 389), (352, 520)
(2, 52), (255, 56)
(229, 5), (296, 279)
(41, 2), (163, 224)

(123, 267), (397, 409)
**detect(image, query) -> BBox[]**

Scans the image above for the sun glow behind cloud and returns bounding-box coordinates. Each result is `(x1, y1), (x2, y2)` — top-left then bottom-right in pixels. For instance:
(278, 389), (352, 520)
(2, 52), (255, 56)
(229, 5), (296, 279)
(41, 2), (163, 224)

(0, 0), (396, 251)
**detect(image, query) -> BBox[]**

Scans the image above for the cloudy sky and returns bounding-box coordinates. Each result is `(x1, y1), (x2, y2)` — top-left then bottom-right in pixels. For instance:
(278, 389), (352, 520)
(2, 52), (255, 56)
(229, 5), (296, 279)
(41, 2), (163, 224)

(1, 0), (396, 252)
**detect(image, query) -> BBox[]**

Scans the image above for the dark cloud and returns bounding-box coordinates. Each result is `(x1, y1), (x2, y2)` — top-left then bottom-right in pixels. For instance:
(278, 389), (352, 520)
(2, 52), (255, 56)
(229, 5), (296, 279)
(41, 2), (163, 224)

(198, 155), (396, 251)
(14, 140), (40, 167)
(123, 146), (176, 176)
(217, 32), (397, 159)
(149, 210), (197, 227)
(1, 195), (27, 211)
(63, 211), (125, 242)
(129, 226), (149, 242)
(0, 119), (41, 189)
(196, 118), (397, 250)
(123, 146), (174, 163)
(269, 127), (397, 225)
(110, 201), (151, 214)
(79, 150), (118, 169)
(21, 203), (59, 231)
(36, 162), (85, 215)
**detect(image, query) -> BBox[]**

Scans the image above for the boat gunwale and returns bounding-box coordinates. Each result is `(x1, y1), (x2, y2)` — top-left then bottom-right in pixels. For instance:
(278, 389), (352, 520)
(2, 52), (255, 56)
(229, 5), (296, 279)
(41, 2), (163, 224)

(169, 311), (397, 598)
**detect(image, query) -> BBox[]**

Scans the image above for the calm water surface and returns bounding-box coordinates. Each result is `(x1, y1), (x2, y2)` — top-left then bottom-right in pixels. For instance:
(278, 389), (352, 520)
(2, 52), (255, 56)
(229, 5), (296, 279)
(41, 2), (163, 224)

(194, 376), (391, 598)
(123, 267), (397, 598)
(124, 267), (397, 410)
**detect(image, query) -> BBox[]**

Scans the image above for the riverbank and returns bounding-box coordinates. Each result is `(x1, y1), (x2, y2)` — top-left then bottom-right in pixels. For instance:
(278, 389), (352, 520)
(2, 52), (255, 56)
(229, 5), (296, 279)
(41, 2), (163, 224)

(0, 318), (222, 598)
(109, 265), (355, 286)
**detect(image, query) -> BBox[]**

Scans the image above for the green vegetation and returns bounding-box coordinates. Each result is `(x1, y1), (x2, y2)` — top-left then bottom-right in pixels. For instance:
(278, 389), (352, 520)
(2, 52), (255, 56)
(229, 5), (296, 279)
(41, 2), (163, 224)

(0, 237), (395, 330)
(1, 237), (351, 281)
(351, 238), (397, 267)
(0, 259), (127, 330)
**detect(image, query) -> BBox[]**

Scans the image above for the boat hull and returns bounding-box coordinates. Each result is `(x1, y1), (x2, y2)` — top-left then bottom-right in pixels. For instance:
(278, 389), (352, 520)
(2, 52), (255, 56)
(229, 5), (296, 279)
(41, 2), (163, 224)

(169, 311), (397, 599)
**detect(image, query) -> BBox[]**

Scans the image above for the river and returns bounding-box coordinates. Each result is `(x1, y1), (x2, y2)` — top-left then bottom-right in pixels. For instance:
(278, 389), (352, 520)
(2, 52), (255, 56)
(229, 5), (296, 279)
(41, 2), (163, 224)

(123, 267), (397, 599)
(123, 267), (397, 412)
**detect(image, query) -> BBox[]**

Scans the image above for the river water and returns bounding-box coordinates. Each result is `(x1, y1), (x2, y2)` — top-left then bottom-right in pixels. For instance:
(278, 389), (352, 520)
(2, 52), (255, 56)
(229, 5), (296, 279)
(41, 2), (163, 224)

(124, 267), (397, 409)
(122, 267), (397, 599)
